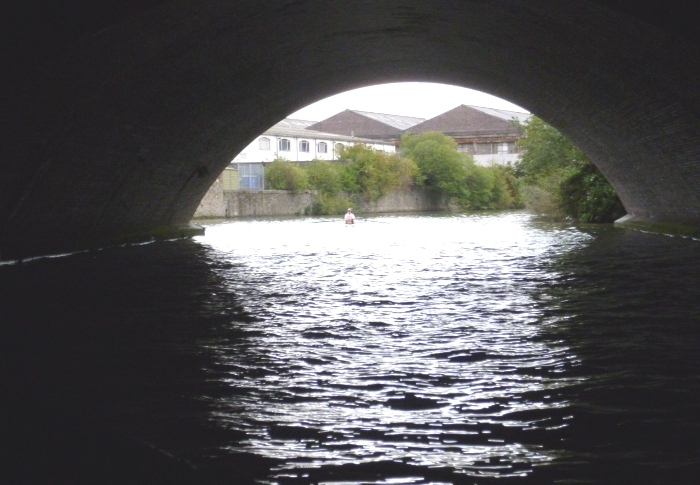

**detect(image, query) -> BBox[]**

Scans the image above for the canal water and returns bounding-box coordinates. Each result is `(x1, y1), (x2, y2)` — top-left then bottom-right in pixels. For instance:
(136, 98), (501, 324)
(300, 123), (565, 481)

(1, 211), (699, 484)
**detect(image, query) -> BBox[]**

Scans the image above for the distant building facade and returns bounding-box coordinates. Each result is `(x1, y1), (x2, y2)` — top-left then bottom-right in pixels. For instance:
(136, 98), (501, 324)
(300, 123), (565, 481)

(404, 105), (529, 165)
(233, 119), (395, 165)
(223, 119), (396, 190)
(307, 105), (530, 166)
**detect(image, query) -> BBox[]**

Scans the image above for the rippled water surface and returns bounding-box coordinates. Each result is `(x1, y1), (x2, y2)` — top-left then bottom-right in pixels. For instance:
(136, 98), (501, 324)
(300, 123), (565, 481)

(2, 211), (700, 484)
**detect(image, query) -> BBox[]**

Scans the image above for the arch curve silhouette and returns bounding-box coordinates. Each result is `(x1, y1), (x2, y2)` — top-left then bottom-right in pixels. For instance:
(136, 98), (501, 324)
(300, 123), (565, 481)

(2, 0), (700, 258)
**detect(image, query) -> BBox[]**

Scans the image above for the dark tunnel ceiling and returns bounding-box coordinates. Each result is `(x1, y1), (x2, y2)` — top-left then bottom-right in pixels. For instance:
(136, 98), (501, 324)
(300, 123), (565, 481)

(1, 1), (700, 258)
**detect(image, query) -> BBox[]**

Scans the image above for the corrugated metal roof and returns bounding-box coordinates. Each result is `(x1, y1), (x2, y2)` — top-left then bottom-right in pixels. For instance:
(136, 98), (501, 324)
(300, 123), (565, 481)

(272, 119), (317, 129)
(468, 106), (529, 123)
(351, 110), (425, 130)
(264, 122), (387, 145)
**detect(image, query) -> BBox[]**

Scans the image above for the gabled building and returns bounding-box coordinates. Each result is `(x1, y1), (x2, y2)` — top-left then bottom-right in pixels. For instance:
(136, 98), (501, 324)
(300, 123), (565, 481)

(307, 109), (425, 140)
(404, 105), (529, 165)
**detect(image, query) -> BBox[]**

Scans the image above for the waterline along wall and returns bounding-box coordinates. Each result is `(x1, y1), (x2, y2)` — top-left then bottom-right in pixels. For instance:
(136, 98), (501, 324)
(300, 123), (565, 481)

(193, 183), (445, 219)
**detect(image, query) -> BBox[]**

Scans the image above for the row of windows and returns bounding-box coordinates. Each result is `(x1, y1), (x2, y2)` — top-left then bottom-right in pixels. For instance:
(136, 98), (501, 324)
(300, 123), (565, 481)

(259, 137), (343, 154)
(457, 142), (517, 155)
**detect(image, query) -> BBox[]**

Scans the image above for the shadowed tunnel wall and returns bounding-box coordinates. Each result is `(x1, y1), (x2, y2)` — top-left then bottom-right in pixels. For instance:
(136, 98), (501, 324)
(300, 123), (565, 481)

(2, 0), (700, 258)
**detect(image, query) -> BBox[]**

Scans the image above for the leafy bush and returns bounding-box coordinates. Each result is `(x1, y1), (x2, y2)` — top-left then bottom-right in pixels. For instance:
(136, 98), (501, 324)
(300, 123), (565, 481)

(305, 160), (344, 195)
(520, 176), (565, 221)
(263, 145), (419, 215)
(338, 144), (385, 199)
(514, 116), (625, 222)
(264, 158), (308, 192)
(463, 163), (496, 209)
(558, 162), (626, 223)
(490, 163), (522, 209)
(306, 192), (354, 215)
(401, 132), (521, 210)
(385, 153), (420, 189)
(295, 144), (420, 214)
(401, 133), (469, 200)
(338, 144), (418, 200)
(263, 135), (527, 216)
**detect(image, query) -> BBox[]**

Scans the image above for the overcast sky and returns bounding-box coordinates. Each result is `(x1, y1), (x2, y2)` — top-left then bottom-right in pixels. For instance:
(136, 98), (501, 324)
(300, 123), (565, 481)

(289, 82), (529, 122)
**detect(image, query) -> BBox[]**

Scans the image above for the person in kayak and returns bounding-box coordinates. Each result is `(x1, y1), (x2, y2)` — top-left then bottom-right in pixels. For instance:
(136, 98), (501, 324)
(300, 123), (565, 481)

(344, 208), (355, 225)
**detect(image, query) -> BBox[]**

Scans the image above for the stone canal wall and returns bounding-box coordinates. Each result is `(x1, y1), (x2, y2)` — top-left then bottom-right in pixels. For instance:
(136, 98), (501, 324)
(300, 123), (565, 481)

(224, 190), (316, 218)
(359, 187), (445, 214)
(193, 184), (445, 219)
(193, 176), (227, 218)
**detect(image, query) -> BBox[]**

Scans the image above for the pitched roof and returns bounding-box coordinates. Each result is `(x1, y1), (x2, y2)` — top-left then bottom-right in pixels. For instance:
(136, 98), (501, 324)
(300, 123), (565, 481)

(349, 110), (425, 131)
(468, 106), (529, 123)
(406, 105), (529, 137)
(264, 121), (386, 144)
(307, 110), (425, 138)
(273, 118), (317, 129)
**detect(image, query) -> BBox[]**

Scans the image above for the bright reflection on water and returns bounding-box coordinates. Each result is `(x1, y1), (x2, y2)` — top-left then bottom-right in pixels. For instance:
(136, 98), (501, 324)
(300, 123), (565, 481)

(196, 212), (592, 480)
(4, 210), (700, 483)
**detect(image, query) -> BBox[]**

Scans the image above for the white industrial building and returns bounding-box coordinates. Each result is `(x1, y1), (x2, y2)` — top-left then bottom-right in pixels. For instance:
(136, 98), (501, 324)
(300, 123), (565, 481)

(222, 119), (396, 189)
(233, 119), (395, 164)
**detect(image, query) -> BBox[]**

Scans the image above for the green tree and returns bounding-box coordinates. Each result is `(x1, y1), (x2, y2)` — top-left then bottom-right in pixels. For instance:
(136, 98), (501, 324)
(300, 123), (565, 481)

(401, 132), (470, 201)
(558, 161), (626, 223)
(401, 131), (522, 210)
(514, 116), (625, 222)
(304, 160), (343, 195)
(464, 163), (497, 209)
(338, 144), (418, 200)
(515, 117), (583, 183)
(301, 160), (353, 215)
(490, 163), (522, 209)
(385, 152), (420, 189)
(264, 158), (308, 192)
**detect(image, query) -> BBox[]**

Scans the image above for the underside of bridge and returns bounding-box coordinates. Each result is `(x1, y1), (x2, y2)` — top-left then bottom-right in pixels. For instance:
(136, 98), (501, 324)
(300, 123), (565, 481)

(2, 0), (700, 259)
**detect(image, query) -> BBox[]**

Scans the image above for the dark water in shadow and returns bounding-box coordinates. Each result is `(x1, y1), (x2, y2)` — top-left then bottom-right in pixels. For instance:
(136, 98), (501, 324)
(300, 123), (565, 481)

(1, 212), (699, 484)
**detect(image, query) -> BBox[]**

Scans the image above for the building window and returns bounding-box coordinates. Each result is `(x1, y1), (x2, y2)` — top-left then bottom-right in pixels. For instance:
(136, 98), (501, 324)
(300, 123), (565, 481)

(457, 143), (475, 154)
(238, 162), (265, 190)
(317, 142), (328, 153)
(335, 143), (344, 154)
(476, 143), (493, 155)
(497, 142), (510, 154)
(299, 140), (310, 152)
(279, 138), (291, 151)
(259, 137), (271, 150)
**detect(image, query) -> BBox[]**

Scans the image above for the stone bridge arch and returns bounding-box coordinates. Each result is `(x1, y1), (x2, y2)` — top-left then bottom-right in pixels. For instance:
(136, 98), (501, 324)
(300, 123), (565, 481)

(2, 0), (700, 258)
